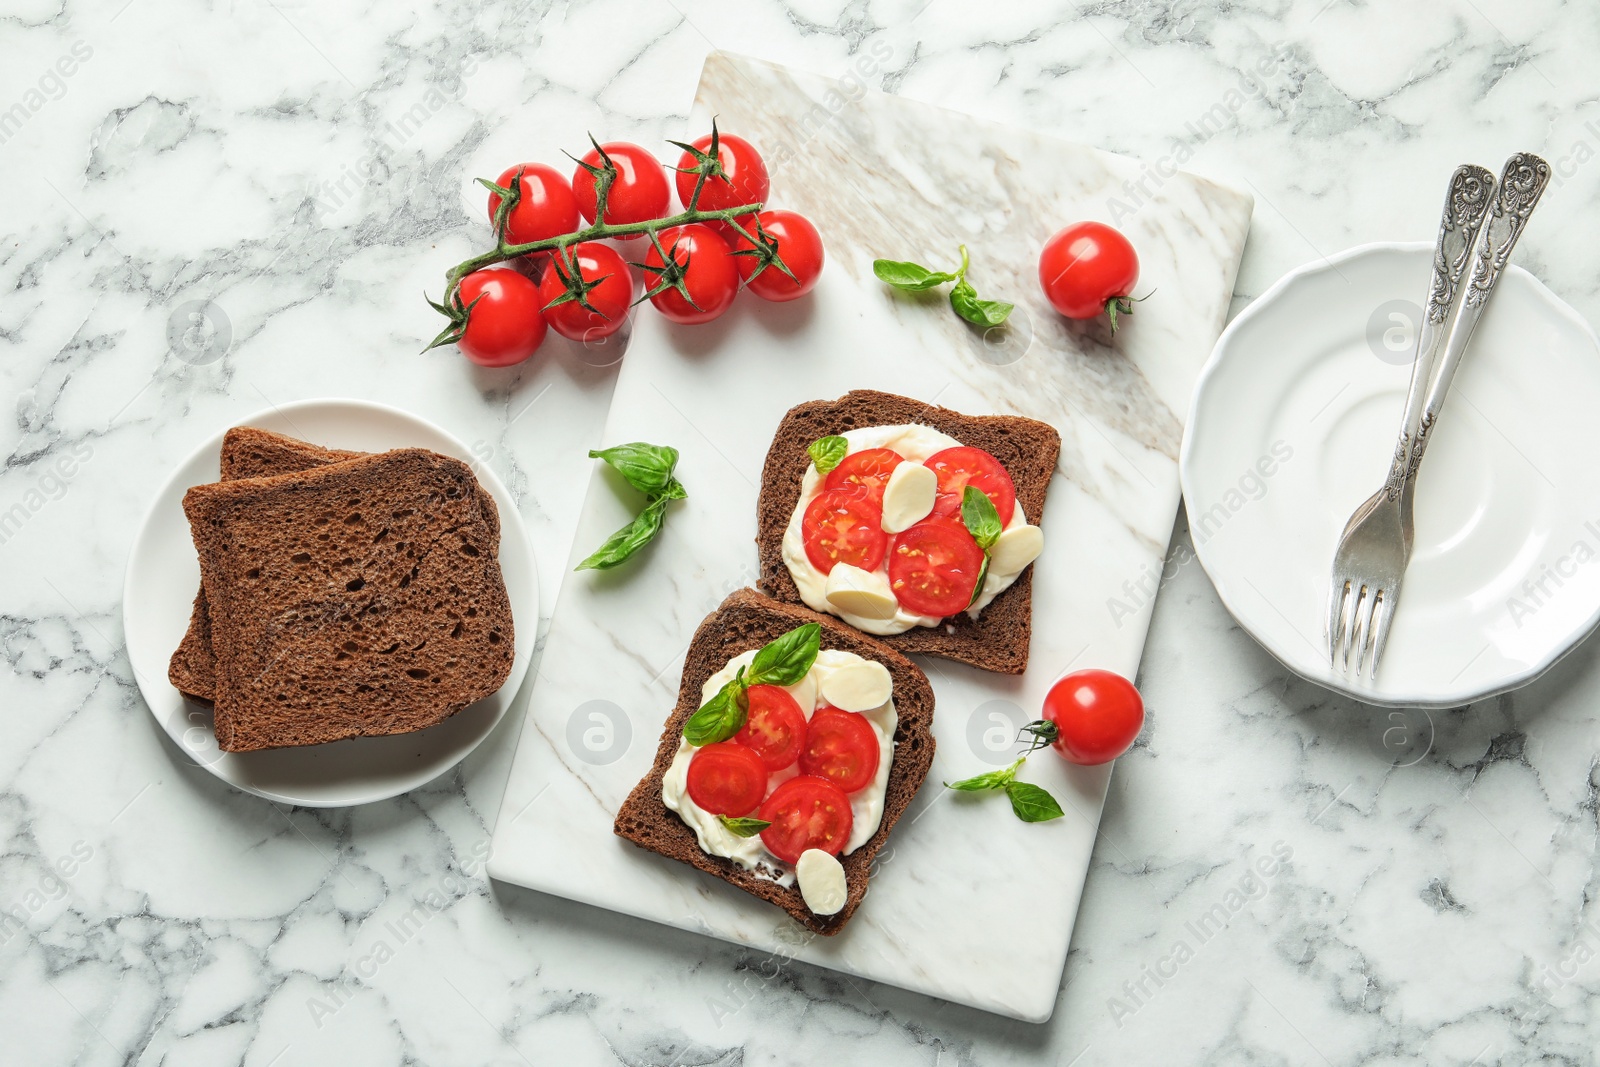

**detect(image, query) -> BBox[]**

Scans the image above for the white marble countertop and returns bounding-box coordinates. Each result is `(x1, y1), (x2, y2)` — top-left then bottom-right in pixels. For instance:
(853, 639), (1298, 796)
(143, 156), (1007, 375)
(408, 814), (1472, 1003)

(4, 1), (1598, 1063)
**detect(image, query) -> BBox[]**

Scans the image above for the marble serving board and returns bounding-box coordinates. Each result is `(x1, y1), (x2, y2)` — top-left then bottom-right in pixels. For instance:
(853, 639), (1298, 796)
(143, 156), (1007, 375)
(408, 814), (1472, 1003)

(488, 52), (1252, 1023)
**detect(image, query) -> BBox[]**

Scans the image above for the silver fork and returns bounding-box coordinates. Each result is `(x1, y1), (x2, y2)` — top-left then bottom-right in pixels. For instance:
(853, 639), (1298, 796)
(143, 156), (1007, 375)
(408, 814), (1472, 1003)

(1328, 153), (1551, 680)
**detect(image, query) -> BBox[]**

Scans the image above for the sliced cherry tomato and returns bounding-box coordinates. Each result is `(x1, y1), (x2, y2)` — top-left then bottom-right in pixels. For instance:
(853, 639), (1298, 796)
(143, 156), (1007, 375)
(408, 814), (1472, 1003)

(454, 269), (546, 368)
(642, 224), (738, 325)
(823, 448), (903, 502)
(485, 163), (580, 249)
(801, 488), (887, 575)
(571, 142), (670, 239)
(798, 707), (880, 794)
(1039, 222), (1141, 327)
(729, 209), (824, 302)
(924, 446), (1016, 525)
(536, 242), (636, 343)
(675, 131), (769, 227)
(1041, 669), (1145, 766)
(686, 741), (769, 817)
(758, 775), (853, 863)
(733, 685), (808, 771)
(888, 518), (985, 618)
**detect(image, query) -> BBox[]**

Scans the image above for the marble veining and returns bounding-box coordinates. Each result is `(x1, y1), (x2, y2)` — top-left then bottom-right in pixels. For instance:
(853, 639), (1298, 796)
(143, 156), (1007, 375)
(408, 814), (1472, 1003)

(4, 0), (1600, 1063)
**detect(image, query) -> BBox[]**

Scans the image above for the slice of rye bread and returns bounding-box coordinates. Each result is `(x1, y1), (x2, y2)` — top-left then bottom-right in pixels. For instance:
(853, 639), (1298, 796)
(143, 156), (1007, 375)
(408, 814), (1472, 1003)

(755, 390), (1061, 675)
(183, 448), (513, 752)
(169, 427), (501, 701)
(169, 428), (367, 701)
(614, 588), (936, 936)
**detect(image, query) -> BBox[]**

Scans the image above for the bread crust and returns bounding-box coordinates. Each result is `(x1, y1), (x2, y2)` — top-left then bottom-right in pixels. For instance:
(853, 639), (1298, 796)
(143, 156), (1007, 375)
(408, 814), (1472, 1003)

(613, 589), (936, 935)
(755, 390), (1061, 674)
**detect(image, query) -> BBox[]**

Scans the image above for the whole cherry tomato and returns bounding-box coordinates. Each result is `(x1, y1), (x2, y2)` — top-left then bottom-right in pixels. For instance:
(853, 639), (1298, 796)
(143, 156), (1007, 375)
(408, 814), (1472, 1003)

(571, 141), (670, 239)
(1038, 222), (1141, 330)
(642, 224), (739, 325)
(729, 209), (824, 302)
(485, 162), (580, 248)
(537, 242), (636, 343)
(1040, 669), (1144, 765)
(454, 268), (546, 367)
(675, 130), (769, 230)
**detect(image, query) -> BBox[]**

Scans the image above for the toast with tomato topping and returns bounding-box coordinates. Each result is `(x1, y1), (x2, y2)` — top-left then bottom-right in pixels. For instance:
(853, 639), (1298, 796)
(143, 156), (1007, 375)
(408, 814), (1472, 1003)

(756, 390), (1060, 675)
(614, 589), (936, 935)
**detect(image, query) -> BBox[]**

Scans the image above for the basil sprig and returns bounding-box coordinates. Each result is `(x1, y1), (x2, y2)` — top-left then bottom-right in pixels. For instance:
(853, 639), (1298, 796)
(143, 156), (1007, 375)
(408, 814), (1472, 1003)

(682, 623), (821, 745)
(945, 756), (1064, 823)
(873, 244), (1014, 328)
(577, 442), (686, 570)
(960, 484), (1002, 609)
(717, 815), (772, 837)
(808, 435), (848, 475)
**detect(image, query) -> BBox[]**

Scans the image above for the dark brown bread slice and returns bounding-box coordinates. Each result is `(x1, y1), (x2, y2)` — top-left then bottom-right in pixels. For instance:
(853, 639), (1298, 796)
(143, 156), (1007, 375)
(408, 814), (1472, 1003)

(169, 428), (368, 701)
(184, 448), (513, 752)
(614, 588), (936, 936)
(756, 390), (1061, 675)
(170, 428), (502, 701)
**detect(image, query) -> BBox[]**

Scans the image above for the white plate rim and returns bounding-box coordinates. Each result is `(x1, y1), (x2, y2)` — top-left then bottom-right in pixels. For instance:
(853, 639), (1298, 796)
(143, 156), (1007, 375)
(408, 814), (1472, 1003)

(1179, 241), (1600, 708)
(122, 397), (537, 805)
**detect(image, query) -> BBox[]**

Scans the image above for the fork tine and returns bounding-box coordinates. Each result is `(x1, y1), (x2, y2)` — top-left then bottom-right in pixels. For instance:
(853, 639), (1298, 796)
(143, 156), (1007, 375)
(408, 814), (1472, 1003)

(1353, 586), (1379, 678)
(1344, 585), (1367, 675)
(1337, 583), (1360, 673)
(1327, 579), (1348, 666)
(1368, 589), (1393, 681)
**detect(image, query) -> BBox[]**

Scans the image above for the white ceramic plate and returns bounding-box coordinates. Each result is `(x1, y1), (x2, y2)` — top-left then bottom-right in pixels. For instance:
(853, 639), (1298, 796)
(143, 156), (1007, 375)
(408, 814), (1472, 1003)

(1182, 242), (1600, 708)
(123, 399), (537, 806)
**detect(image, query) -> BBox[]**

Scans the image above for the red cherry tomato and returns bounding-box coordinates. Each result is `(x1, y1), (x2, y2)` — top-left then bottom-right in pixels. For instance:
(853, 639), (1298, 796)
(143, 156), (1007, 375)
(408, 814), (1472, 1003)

(734, 685), (808, 771)
(675, 131), (769, 223)
(485, 163), (580, 249)
(887, 518), (985, 618)
(571, 141), (670, 239)
(823, 448), (903, 503)
(1038, 222), (1140, 326)
(801, 488), (887, 575)
(642, 224), (739, 325)
(729, 209), (824, 302)
(685, 741), (769, 816)
(1041, 669), (1145, 766)
(759, 775), (853, 863)
(798, 707), (880, 794)
(454, 269), (546, 368)
(536, 242), (636, 343)
(924, 446), (1016, 525)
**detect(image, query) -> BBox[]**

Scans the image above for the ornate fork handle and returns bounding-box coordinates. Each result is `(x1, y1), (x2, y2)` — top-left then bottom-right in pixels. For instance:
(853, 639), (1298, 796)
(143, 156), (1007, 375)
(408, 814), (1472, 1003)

(1380, 164), (1496, 502)
(1405, 153), (1552, 482)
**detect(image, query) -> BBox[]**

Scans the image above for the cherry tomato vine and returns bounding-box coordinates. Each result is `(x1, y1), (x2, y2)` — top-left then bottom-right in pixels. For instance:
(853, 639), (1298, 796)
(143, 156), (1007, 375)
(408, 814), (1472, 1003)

(425, 122), (798, 354)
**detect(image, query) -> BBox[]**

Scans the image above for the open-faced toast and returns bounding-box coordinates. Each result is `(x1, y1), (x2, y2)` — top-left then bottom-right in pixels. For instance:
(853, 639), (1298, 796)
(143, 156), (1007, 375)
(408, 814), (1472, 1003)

(614, 588), (936, 935)
(756, 390), (1060, 675)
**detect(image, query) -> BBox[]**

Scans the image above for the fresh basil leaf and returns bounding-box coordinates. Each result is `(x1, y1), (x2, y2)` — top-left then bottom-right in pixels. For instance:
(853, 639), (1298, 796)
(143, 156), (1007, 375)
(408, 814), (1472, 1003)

(683, 677), (750, 745)
(961, 485), (1002, 550)
(945, 758), (1022, 792)
(873, 259), (958, 292)
(574, 496), (668, 571)
(949, 280), (1014, 327)
(1004, 780), (1065, 822)
(747, 623), (821, 687)
(717, 815), (771, 837)
(808, 435), (849, 475)
(590, 442), (681, 497)
(659, 477), (688, 501)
